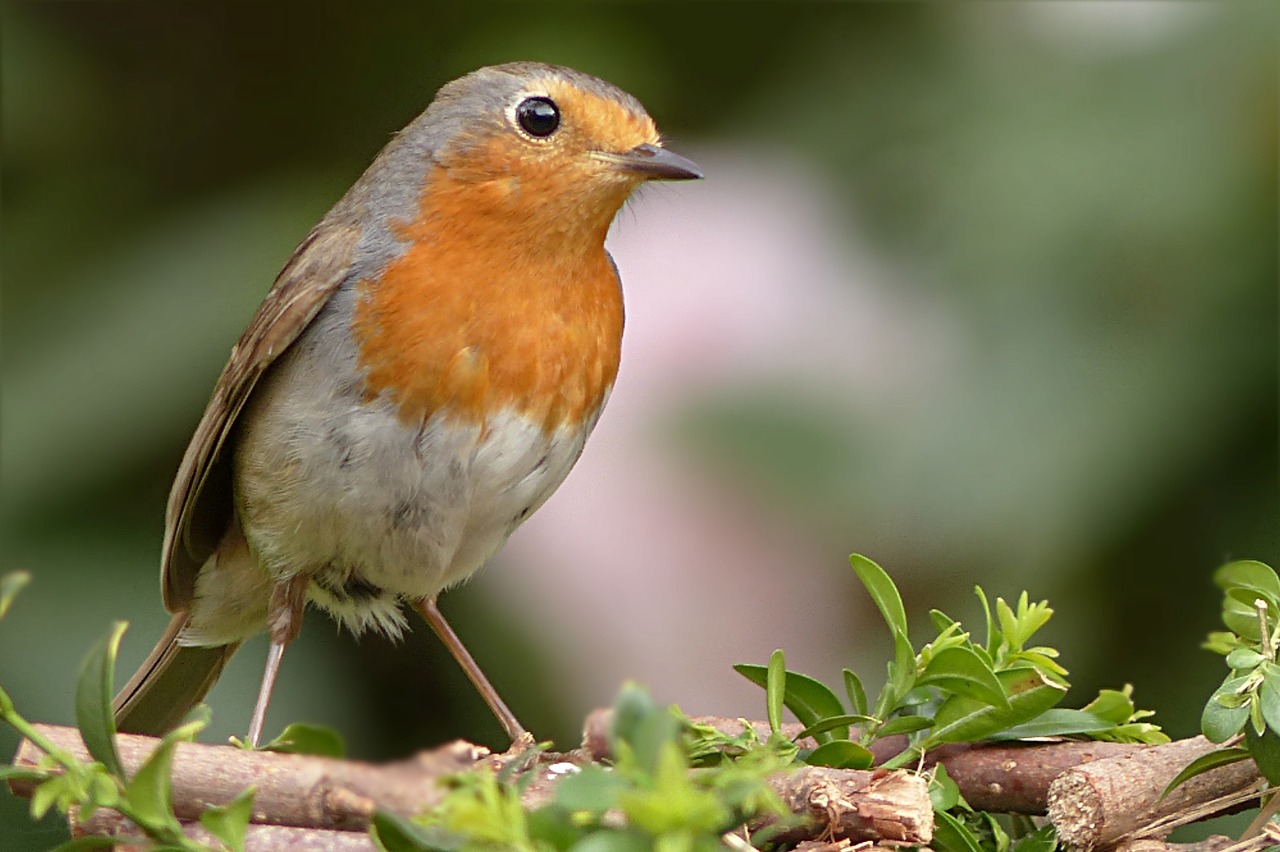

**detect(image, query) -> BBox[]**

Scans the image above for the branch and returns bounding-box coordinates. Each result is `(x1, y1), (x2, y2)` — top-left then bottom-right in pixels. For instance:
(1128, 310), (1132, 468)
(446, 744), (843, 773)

(585, 711), (1142, 814)
(77, 809), (376, 852)
(11, 723), (933, 846)
(1047, 736), (1264, 850)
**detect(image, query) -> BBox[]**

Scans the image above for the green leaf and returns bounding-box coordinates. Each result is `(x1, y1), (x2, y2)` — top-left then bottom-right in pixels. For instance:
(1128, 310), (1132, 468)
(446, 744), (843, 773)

(609, 682), (681, 778)
(930, 609), (959, 634)
(926, 668), (1067, 747)
(795, 714), (876, 742)
(0, 766), (48, 784)
(1216, 561), (1280, 603)
(933, 809), (985, 852)
(918, 646), (1010, 709)
(1246, 724), (1280, 785)
(875, 628), (918, 719)
(877, 715), (934, 736)
(734, 663), (848, 742)
(1080, 688), (1136, 725)
(200, 786), (255, 852)
(1261, 666), (1280, 733)
(1227, 648), (1266, 670)
(118, 712), (205, 839)
(372, 809), (460, 851)
(929, 763), (962, 812)
(262, 723), (345, 758)
(851, 554), (908, 640)
(766, 650), (786, 736)
(805, 739), (874, 769)
(1217, 561), (1280, 640)
(985, 709), (1112, 741)
(0, 571), (31, 619)
(844, 669), (868, 717)
(974, 586), (999, 657)
(1202, 678), (1252, 743)
(1163, 747), (1252, 798)
(75, 621), (127, 780)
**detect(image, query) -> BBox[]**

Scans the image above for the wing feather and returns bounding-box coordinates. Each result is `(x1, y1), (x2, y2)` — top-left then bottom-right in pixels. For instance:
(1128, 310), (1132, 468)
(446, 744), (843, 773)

(161, 222), (361, 610)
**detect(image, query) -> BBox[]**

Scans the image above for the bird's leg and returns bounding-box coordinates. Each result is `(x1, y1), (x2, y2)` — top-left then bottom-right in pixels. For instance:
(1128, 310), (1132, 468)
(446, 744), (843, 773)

(246, 573), (309, 747)
(413, 597), (528, 743)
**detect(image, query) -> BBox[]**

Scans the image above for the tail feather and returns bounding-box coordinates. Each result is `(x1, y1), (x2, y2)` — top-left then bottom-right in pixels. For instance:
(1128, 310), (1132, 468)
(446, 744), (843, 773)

(113, 612), (238, 736)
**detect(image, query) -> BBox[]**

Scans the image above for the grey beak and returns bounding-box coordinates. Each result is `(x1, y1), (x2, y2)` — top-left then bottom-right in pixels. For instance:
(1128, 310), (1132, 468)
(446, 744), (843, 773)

(612, 143), (703, 181)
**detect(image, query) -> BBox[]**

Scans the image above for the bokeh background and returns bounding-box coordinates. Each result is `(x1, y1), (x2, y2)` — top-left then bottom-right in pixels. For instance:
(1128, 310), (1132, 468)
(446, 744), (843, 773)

(2, 2), (1276, 847)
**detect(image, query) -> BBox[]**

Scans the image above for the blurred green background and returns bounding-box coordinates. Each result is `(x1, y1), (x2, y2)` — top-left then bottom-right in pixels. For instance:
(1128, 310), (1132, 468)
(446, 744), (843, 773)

(2, 2), (1276, 848)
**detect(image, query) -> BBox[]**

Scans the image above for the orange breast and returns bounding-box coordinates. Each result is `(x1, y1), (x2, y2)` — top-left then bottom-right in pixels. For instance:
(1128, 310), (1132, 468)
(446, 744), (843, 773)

(352, 165), (625, 433)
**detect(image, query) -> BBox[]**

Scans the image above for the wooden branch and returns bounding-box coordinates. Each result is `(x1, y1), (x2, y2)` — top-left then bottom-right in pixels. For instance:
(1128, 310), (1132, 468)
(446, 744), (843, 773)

(77, 809), (376, 851)
(764, 766), (932, 846)
(12, 724), (495, 828)
(1047, 736), (1264, 850)
(11, 723), (932, 846)
(585, 711), (1140, 814)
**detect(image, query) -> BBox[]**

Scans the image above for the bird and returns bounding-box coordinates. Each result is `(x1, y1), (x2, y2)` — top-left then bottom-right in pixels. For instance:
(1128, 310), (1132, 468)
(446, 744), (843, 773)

(111, 61), (701, 746)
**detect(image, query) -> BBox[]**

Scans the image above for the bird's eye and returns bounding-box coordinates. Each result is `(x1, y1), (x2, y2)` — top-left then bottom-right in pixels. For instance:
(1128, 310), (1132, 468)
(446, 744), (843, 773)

(515, 96), (560, 138)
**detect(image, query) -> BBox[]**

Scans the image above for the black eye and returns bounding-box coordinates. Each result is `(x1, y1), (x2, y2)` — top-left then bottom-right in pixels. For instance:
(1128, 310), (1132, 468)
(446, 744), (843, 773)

(515, 96), (560, 138)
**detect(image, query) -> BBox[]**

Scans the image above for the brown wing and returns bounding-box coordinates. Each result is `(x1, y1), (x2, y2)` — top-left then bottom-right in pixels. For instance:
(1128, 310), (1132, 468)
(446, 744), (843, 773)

(161, 221), (361, 611)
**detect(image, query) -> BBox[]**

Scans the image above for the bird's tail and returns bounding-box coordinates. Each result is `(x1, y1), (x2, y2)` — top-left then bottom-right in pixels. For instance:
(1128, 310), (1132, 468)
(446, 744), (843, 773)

(112, 612), (239, 736)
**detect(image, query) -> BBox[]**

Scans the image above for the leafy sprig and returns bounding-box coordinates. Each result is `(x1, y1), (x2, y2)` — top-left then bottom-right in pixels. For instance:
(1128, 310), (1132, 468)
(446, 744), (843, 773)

(735, 555), (1165, 774)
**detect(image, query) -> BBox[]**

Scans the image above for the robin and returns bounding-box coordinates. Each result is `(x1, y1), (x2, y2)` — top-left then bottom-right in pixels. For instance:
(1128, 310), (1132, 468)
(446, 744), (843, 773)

(111, 61), (701, 746)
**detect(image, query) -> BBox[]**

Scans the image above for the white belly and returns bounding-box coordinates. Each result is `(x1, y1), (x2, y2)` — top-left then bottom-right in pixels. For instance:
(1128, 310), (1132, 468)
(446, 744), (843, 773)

(183, 313), (602, 644)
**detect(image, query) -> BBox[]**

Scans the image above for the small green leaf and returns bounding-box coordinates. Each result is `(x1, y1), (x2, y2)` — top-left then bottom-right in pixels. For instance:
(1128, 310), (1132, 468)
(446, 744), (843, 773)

(123, 731), (184, 836)
(851, 554), (908, 641)
(930, 609), (958, 634)
(926, 668), (1067, 747)
(805, 739), (874, 769)
(987, 709), (1112, 740)
(735, 663), (848, 741)
(1202, 681), (1252, 743)
(1260, 666), (1280, 733)
(0, 766), (48, 784)
(929, 763), (963, 812)
(844, 669), (868, 717)
(878, 715), (934, 736)
(0, 571), (31, 619)
(75, 622), (127, 780)
(933, 809), (985, 852)
(974, 586), (999, 656)
(609, 681), (681, 777)
(263, 723), (345, 758)
(1080, 688), (1136, 725)
(876, 628), (918, 718)
(1247, 725), (1280, 785)
(1163, 747), (1252, 798)
(200, 786), (255, 852)
(1227, 648), (1266, 670)
(1216, 561), (1280, 601)
(766, 650), (786, 736)
(795, 714), (876, 742)
(31, 774), (70, 820)
(918, 646), (1010, 709)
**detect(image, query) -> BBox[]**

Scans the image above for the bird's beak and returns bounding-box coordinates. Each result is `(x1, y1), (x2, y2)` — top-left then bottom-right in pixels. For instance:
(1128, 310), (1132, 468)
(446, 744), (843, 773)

(602, 143), (703, 181)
